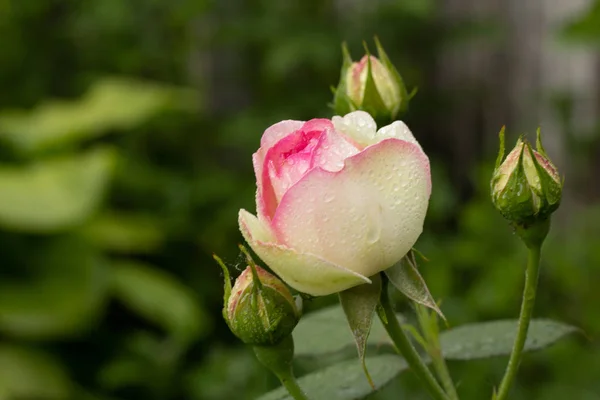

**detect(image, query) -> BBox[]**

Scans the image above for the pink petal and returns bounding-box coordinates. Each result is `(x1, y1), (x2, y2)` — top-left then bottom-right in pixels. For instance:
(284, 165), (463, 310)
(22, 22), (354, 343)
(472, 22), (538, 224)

(260, 120), (305, 150)
(239, 209), (370, 296)
(272, 138), (431, 278)
(253, 121), (304, 221)
(300, 118), (334, 133)
(261, 128), (322, 215)
(311, 127), (360, 172)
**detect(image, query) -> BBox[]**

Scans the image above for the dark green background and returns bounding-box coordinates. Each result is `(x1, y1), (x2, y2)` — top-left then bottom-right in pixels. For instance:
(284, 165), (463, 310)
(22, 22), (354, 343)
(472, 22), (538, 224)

(0, 0), (599, 399)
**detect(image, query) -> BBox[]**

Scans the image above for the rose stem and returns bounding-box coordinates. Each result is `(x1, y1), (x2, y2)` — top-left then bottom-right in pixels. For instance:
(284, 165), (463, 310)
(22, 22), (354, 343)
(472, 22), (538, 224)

(495, 241), (542, 399)
(378, 276), (450, 400)
(414, 304), (459, 400)
(253, 335), (309, 400)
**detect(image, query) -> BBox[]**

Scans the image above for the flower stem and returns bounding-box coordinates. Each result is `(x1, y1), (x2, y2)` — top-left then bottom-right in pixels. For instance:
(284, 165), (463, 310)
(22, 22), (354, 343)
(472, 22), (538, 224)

(495, 243), (542, 399)
(279, 372), (309, 400)
(415, 305), (459, 400)
(431, 350), (459, 400)
(254, 335), (309, 400)
(378, 278), (450, 400)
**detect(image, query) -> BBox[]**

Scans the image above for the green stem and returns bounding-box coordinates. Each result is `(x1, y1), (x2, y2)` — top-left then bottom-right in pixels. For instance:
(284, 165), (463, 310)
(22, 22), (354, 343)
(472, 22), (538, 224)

(253, 336), (309, 400)
(279, 372), (309, 400)
(415, 304), (459, 400)
(430, 350), (459, 400)
(378, 278), (450, 400)
(495, 244), (542, 400)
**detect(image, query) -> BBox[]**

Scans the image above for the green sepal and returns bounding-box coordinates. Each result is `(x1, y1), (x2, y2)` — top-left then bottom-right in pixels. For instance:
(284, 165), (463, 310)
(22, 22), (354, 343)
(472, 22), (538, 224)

(535, 127), (549, 159)
(374, 36), (409, 118)
(233, 283), (298, 345)
(213, 254), (231, 322)
(332, 42), (356, 115)
(493, 143), (540, 224)
(385, 250), (445, 320)
(339, 274), (382, 389)
(224, 246), (300, 346)
(494, 126), (506, 170)
(361, 43), (390, 121)
(528, 141), (562, 212)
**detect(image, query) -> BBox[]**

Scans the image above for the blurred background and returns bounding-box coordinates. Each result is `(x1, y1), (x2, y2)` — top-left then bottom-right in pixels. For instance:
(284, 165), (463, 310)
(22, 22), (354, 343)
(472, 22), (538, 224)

(0, 0), (599, 399)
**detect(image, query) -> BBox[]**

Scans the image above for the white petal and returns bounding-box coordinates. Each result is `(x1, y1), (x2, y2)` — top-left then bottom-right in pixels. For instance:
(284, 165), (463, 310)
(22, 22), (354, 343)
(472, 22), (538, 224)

(239, 209), (370, 296)
(376, 120), (422, 150)
(272, 138), (431, 279)
(332, 111), (377, 147)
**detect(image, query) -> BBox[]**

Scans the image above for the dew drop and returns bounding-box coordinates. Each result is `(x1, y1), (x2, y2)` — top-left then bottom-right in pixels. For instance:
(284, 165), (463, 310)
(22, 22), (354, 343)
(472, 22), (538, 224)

(365, 204), (383, 245)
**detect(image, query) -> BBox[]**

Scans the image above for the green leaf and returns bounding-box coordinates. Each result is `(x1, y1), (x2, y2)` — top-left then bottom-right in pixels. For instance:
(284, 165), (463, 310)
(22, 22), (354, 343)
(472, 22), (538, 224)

(440, 319), (579, 360)
(385, 254), (444, 319)
(98, 355), (148, 391)
(295, 305), (577, 364)
(0, 345), (72, 399)
(80, 212), (164, 254)
(293, 305), (398, 358)
(0, 147), (116, 232)
(559, 1), (600, 45)
(112, 261), (211, 342)
(256, 354), (407, 400)
(0, 77), (199, 153)
(0, 237), (109, 339)
(339, 275), (382, 388)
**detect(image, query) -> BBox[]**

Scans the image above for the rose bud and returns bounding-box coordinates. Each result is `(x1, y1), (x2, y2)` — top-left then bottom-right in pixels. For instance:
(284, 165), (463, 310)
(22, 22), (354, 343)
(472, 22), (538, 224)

(333, 38), (409, 122)
(215, 254), (301, 345)
(239, 110), (431, 296)
(491, 127), (562, 226)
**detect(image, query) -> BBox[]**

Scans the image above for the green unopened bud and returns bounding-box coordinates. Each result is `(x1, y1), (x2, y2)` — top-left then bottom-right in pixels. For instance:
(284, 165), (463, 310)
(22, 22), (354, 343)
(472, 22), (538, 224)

(333, 37), (409, 122)
(215, 250), (301, 346)
(491, 127), (562, 227)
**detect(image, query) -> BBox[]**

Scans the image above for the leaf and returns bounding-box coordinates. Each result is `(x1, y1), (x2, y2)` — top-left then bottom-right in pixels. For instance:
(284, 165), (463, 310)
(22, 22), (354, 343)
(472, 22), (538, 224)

(0, 345), (72, 399)
(558, 1), (600, 45)
(112, 261), (211, 342)
(440, 319), (578, 360)
(293, 305), (399, 359)
(98, 356), (148, 391)
(0, 147), (116, 232)
(294, 305), (577, 365)
(256, 354), (407, 400)
(0, 77), (199, 153)
(97, 330), (177, 392)
(385, 254), (444, 319)
(0, 237), (109, 339)
(339, 275), (381, 388)
(80, 212), (164, 254)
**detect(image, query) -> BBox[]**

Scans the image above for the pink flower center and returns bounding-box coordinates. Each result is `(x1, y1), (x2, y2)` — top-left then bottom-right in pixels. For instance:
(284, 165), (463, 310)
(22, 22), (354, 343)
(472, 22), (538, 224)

(260, 119), (360, 219)
(266, 129), (322, 203)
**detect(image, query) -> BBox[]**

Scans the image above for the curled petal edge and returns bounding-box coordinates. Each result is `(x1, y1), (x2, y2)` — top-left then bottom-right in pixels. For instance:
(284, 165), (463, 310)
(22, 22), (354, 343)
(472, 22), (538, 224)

(238, 209), (371, 296)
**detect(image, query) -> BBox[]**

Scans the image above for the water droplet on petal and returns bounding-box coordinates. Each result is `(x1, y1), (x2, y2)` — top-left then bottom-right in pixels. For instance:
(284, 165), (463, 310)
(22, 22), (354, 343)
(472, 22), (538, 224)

(365, 204), (383, 245)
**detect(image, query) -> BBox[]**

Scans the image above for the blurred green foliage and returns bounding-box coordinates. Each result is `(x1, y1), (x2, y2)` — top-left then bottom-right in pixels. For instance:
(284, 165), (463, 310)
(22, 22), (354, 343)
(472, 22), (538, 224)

(0, 0), (598, 399)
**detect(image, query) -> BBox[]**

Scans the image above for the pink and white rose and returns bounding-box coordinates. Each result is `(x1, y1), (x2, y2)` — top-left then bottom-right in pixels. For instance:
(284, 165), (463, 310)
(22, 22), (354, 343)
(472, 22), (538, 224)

(239, 111), (431, 296)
